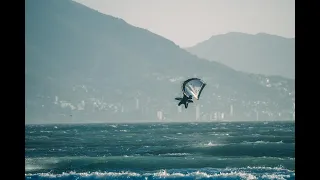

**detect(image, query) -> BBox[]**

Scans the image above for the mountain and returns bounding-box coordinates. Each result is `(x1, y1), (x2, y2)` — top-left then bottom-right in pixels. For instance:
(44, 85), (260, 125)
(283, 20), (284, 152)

(185, 32), (295, 79)
(25, 0), (295, 124)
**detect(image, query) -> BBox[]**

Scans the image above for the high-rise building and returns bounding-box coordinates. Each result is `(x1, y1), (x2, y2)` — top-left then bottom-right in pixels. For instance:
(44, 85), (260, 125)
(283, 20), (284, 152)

(157, 111), (163, 120)
(214, 112), (218, 120)
(293, 111), (295, 120)
(196, 104), (200, 121)
(230, 105), (233, 116)
(209, 113), (213, 121)
(135, 98), (139, 110)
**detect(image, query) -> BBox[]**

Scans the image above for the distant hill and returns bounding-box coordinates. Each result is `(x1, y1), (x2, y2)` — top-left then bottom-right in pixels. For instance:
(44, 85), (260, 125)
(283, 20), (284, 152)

(185, 32), (295, 79)
(25, 0), (295, 123)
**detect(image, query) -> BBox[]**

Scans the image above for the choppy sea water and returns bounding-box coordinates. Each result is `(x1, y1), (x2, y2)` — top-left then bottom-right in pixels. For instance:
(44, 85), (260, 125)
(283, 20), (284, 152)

(25, 121), (295, 180)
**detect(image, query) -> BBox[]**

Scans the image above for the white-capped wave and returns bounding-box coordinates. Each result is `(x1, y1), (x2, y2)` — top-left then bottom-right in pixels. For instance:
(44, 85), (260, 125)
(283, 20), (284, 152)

(262, 173), (291, 180)
(242, 140), (284, 144)
(25, 170), (258, 179)
(240, 166), (294, 172)
(162, 136), (177, 140)
(201, 141), (225, 147)
(217, 156), (295, 162)
(158, 153), (192, 156)
(209, 133), (230, 136)
(274, 128), (293, 132)
(206, 141), (222, 147)
(151, 170), (257, 179)
(40, 130), (52, 133)
(25, 148), (36, 151)
(260, 156), (295, 161)
(25, 171), (141, 178)
(192, 141), (225, 148)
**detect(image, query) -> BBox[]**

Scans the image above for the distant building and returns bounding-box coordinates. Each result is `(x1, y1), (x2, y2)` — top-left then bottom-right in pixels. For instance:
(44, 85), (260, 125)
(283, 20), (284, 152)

(293, 103), (295, 120)
(196, 104), (200, 121)
(293, 112), (295, 120)
(214, 112), (218, 120)
(157, 111), (163, 120)
(135, 98), (139, 110)
(209, 113), (214, 121)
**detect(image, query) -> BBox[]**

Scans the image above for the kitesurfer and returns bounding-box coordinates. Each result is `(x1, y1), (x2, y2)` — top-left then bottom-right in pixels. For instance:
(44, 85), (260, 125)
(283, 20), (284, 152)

(175, 77), (206, 109)
(175, 94), (193, 108)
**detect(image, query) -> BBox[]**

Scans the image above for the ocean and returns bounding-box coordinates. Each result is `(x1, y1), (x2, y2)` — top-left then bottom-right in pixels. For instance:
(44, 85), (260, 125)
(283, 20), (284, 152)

(25, 121), (295, 180)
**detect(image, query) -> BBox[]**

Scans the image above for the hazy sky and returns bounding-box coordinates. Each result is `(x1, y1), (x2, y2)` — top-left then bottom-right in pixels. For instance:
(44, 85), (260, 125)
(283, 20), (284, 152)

(74, 0), (294, 47)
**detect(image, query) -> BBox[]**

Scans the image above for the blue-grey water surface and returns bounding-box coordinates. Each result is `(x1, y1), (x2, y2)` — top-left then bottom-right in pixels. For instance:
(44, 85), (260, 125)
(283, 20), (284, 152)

(25, 121), (295, 180)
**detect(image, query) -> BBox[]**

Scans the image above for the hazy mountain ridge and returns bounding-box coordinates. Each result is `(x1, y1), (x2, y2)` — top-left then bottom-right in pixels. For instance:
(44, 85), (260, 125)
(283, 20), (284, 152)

(25, 0), (294, 123)
(185, 32), (295, 79)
